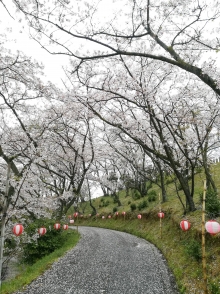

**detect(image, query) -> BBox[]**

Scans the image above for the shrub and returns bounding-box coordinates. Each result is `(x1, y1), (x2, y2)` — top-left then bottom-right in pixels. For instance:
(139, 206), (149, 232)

(148, 190), (157, 202)
(113, 207), (118, 213)
(103, 200), (110, 207)
(132, 190), (141, 200)
(130, 203), (137, 211)
(138, 200), (148, 210)
(200, 189), (220, 218)
(22, 218), (65, 264)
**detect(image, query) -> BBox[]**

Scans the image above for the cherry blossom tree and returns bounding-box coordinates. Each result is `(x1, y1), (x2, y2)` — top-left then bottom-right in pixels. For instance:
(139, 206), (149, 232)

(70, 55), (220, 212)
(0, 44), (60, 282)
(11, 0), (220, 98)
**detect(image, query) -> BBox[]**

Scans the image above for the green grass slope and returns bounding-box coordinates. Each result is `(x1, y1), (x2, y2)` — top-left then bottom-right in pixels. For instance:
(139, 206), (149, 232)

(76, 163), (220, 294)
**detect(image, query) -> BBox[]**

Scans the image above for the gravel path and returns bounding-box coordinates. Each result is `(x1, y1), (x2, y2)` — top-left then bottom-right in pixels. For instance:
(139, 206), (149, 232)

(14, 226), (179, 294)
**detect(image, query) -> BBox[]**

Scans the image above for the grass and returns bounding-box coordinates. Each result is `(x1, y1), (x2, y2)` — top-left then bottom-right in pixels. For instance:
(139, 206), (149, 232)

(74, 162), (220, 294)
(1, 229), (80, 294)
(2, 163), (220, 294)
(76, 212), (220, 294)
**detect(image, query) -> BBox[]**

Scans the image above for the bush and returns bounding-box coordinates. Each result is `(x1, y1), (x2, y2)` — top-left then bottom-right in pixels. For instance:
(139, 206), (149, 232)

(138, 200), (148, 210)
(103, 200), (110, 207)
(113, 207), (118, 213)
(200, 189), (220, 218)
(22, 218), (65, 264)
(130, 203), (137, 211)
(132, 190), (141, 200)
(100, 199), (110, 207)
(148, 190), (157, 202)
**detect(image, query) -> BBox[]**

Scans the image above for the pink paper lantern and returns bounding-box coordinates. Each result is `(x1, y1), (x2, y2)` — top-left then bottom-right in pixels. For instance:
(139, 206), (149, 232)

(122, 211), (126, 216)
(54, 223), (61, 230)
(115, 212), (119, 216)
(137, 214), (142, 219)
(205, 220), (220, 235)
(63, 224), (69, 230)
(102, 216), (105, 219)
(158, 212), (165, 218)
(108, 215), (112, 219)
(180, 220), (191, 231)
(13, 224), (24, 236)
(69, 219), (74, 224)
(38, 227), (47, 236)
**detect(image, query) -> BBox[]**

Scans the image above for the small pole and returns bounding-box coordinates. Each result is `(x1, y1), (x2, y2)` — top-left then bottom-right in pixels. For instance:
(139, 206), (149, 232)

(202, 179), (208, 294)
(159, 193), (162, 238)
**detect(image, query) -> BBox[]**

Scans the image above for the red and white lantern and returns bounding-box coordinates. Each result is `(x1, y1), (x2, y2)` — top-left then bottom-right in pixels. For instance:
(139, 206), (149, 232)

(38, 227), (47, 236)
(13, 224), (24, 236)
(180, 220), (191, 231)
(63, 224), (69, 230)
(108, 215), (112, 219)
(54, 223), (61, 230)
(205, 220), (220, 236)
(73, 212), (78, 218)
(102, 216), (105, 219)
(137, 214), (142, 219)
(88, 214), (91, 217)
(69, 219), (74, 224)
(158, 212), (165, 219)
(122, 211), (126, 216)
(115, 212), (119, 216)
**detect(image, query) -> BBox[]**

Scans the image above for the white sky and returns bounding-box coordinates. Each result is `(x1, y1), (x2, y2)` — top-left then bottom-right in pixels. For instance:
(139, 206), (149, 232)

(1, 2), (69, 87)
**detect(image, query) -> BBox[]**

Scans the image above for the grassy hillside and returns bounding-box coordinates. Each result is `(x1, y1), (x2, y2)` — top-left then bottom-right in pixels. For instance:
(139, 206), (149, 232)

(76, 163), (220, 294)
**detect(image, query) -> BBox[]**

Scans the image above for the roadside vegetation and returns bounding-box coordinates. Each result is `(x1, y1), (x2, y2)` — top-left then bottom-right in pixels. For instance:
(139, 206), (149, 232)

(2, 163), (220, 294)
(1, 229), (80, 294)
(75, 163), (220, 294)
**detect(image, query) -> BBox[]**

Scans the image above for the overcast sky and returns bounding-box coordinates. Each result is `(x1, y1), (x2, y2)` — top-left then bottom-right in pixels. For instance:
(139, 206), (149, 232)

(1, 2), (69, 87)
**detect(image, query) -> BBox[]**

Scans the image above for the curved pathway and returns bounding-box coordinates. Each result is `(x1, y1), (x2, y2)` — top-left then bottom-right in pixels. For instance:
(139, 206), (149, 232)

(14, 226), (179, 294)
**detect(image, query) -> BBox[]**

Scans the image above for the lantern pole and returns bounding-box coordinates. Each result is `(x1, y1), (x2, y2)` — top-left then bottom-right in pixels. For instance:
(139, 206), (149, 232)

(159, 193), (162, 239)
(0, 162), (11, 291)
(202, 179), (208, 294)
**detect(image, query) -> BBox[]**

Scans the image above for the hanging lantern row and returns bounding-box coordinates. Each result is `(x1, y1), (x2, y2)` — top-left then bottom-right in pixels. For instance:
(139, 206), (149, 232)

(12, 223), (69, 237)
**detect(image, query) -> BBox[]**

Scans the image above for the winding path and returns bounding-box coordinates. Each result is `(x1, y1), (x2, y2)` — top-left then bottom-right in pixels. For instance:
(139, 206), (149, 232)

(15, 226), (179, 294)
